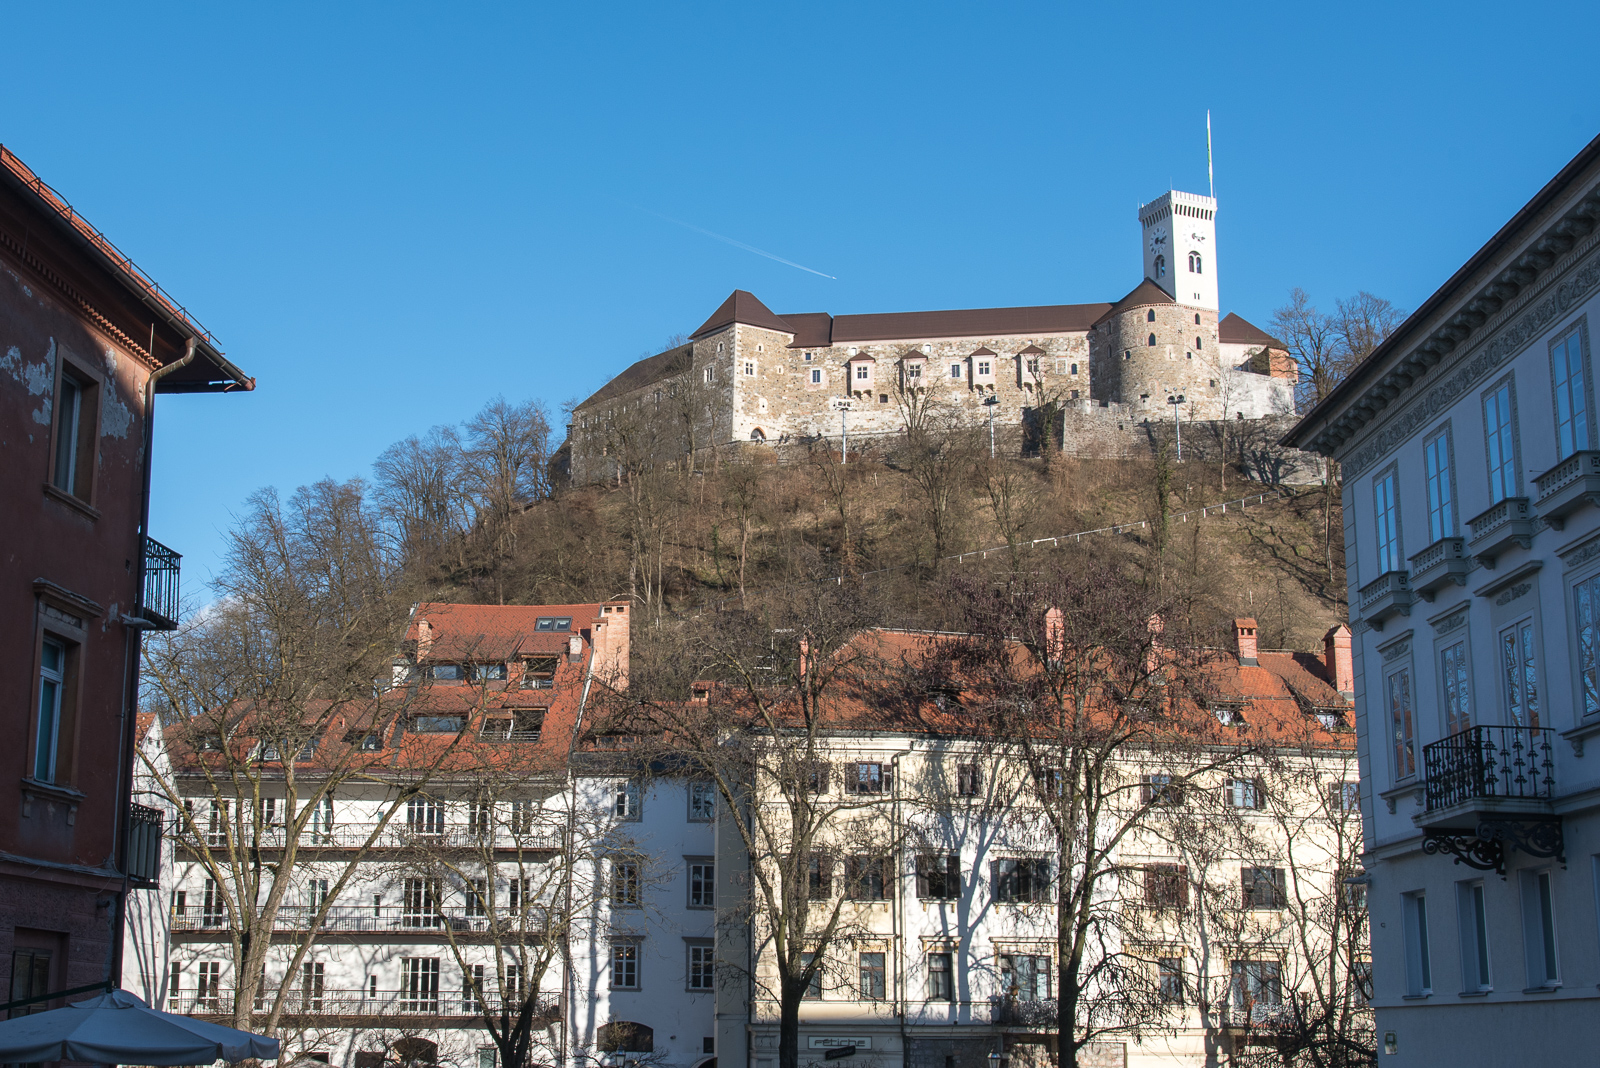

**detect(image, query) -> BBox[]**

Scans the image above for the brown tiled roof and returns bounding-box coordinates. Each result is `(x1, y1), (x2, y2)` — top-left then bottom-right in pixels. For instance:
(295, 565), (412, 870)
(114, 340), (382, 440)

(690, 289), (794, 339)
(407, 602), (608, 662)
(970, 345), (997, 356)
(575, 344), (692, 410)
(1018, 344), (1046, 354)
(1091, 279), (1176, 327)
(1219, 312), (1285, 349)
(782, 312), (835, 349)
(824, 303), (1110, 343)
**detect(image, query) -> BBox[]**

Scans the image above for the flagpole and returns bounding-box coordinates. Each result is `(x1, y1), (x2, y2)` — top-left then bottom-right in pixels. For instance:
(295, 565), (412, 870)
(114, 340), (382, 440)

(1207, 110), (1215, 199)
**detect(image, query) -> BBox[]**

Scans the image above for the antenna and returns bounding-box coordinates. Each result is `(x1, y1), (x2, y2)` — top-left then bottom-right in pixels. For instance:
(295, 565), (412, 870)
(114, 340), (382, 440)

(1206, 110), (1215, 199)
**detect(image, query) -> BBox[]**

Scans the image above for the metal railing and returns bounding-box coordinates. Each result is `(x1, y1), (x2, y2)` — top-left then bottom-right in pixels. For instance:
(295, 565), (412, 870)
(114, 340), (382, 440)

(176, 821), (563, 853)
(142, 537), (182, 630)
(989, 997), (1057, 1027)
(168, 988), (560, 1020)
(170, 903), (552, 935)
(1423, 725), (1556, 812)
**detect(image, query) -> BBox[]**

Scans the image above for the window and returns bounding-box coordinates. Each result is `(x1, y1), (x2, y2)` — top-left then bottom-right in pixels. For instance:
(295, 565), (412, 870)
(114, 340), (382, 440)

(402, 957), (440, 1011)
(1025, 357), (1040, 375)
(1552, 324), (1590, 459)
(1330, 781), (1360, 812)
(811, 368), (823, 384)
(992, 858), (1051, 903)
(1140, 774), (1182, 806)
(801, 951), (823, 998)
(978, 361), (991, 376)
(1158, 958), (1184, 1003)
(1147, 333), (1157, 347)
(1144, 863), (1189, 909)
(1153, 254), (1166, 278)
(1484, 380), (1519, 503)
(858, 951), (886, 1000)
(523, 656), (558, 688)
(509, 799), (536, 835)
(807, 853), (833, 898)
(688, 942), (715, 991)
(1071, 362), (1079, 375)
(612, 861), (641, 907)
(1389, 666), (1416, 780)
(1521, 869), (1560, 987)
(534, 616), (572, 631)
(202, 877), (226, 926)
(611, 942), (640, 990)
(999, 953), (1050, 1000)
(301, 961), (325, 1011)
(1188, 251), (1203, 274)
(428, 662), (469, 682)
(688, 781), (717, 821)
(411, 714), (464, 733)
(1033, 767), (1063, 800)
(1424, 429), (1455, 542)
(704, 366), (715, 384)
(688, 860), (715, 908)
(846, 855), (889, 900)
(906, 362), (922, 380)
(804, 352), (814, 362)
(850, 762), (890, 794)
(1402, 892), (1432, 995)
(403, 878), (442, 927)
(1230, 960), (1281, 1018)
(915, 853), (960, 900)
(1223, 777), (1265, 810)
(1146, 309), (1156, 323)
(197, 961), (222, 1010)
(11, 947), (53, 1015)
(34, 638), (68, 783)
(855, 364), (869, 381)
(1195, 336), (1203, 349)
(307, 878), (331, 915)
(1457, 880), (1491, 992)
(478, 663), (508, 681)
(1578, 573), (1600, 718)
(51, 368), (95, 499)
(744, 361), (755, 376)
(950, 363), (962, 379)
(478, 1048), (497, 1068)
(955, 763), (981, 796)
(1501, 620), (1541, 728)
(614, 780), (642, 820)
(927, 952), (953, 1001)
(507, 876), (535, 914)
(1441, 640), (1472, 736)
(465, 878), (489, 918)
(482, 709), (544, 742)
(1241, 867), (1286, 909)
(1374, 468), (1401, 573)
(407, 797), (445, 836)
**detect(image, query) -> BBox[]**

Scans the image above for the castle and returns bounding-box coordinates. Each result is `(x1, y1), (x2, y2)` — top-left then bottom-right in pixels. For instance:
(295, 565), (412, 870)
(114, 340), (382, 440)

(566, 189), (1296, 483)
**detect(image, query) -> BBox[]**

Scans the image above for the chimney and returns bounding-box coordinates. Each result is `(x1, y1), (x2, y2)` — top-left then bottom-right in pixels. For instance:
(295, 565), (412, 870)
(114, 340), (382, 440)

(1233, 618), (1259, 666)
(592, 602), (631, 689)
(691, 680), (713, 704)
(1324, 624), (1353, 697)
(1044, 606), (1064, 665)
(415, 617), (434, 660)
(568, 633), (583, 663)
(1146, 613), (1165, 674)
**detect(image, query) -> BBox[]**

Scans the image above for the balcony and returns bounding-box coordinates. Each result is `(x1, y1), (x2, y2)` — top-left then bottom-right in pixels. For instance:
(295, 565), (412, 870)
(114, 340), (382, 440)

(1357, 570), (1412, 630)
(989, 997), (1056, 1028)
(1407, 537), (1470, 601)
(170, 903), (549, 936)
(1419, 725), (1562, 875)
(1467, 497), (1535, 568)
(141, 536), (182, 630)
(175, 821), (564, 853)
(127, 803), (163, 887)
(169, 988), (560, 1023)
(1534, 450), (1600, 529)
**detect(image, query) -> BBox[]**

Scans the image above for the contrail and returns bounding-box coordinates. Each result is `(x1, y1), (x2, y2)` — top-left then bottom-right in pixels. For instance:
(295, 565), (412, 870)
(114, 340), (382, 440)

(629, 204), (837, 279)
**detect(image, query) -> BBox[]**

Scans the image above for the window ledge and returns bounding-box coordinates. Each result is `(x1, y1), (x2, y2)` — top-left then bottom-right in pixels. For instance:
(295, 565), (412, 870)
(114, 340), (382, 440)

(1457, 990), (1490, 997)
(1401, 993), (1431, 1000)
(21, 777), (85, 825)
(1559, 717), (1600, 756)
(1522, 985), (1561, 994)
(41, 482), (100, 521)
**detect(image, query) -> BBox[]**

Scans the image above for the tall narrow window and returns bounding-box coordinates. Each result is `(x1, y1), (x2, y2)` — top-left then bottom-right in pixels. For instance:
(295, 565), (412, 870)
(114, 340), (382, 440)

(301, 961), (325, 1011)
(52, 370), (95, 499)
(688, 860), (715, 908)
(1188, 251), (1203, 274)
(956, 763), (981, 797)
(1424, 429), (1454, 542)
(612, 861), (640, 907)
(858, 952), (886, 1000)
(688, 781), (717, 821)
(1389, 667), (1416, 780)
(927, 952), (953, 1001)
(1441, 641), (1472, 736)
(1374, 469), (1401, 573)
(1552, 326), (1589, 459)
(197, 961), (222, 1010)
(1521, 870), (1560, 987)
(1484, 381), (1518, 503)
(1501, 621), (1540, 728)
(1577, 573), (1600, 719)
(1153, 255), (1166, 278)
(402, 957), (440, 1011)
(35, 639), (66, 783)
(1158, 958), (1184, 1004)
(611, 943), (640, 990)
(688, 943), (715, 991)
(1402, 892), (1432, 996)
(1457, 880), (1491, 993)
(800, 952), (822, 998)
(614, 780), (642, 820)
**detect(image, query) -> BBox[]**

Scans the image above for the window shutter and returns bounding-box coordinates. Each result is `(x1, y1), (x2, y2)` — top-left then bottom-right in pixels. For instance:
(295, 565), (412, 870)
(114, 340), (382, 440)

(882, 764), (893, 793)
(1140, 776), (1154, 804)
(945, 854), (961, 894)
(1253, 777), (1268, 810)
(816, 763), (831, 795)
(990, 861), (1003, 902)
(915, 854), (930, 898)
(1178, 865), (1190, 909)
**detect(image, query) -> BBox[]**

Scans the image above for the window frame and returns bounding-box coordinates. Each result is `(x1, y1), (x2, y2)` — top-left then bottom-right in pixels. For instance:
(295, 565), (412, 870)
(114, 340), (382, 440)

(686, 940), (715, 992)
(613, 779), (643, 821)
(610, 941), (641, 991)
(1387, 662), (1417, 782)
(686, 857), (714, 909)
(1373, 464), (1402, 574)
(992, 857), (1051, 904)
(687, 780), (717, 821)
(926, 950), (953, 1002)
(1240, 866), (1287, 910)
(1499, 616), (1542, 729)
(611, 859), (641, 908)
(1577, 569), (1600, 720)
(998, 951), (1052, 1001)
(956, 763), (981, 797)
(1440, 637), (1474, 737)
(914, 853), (961, 901)
(1402, 891), (1433, 996)
(1456, 879), (1492, 993)
(1423, 425), (1457, 543)
(1549, 317), (1594, 460)
(857, 950), (887, 1001)
(47, 349), (103, 505)
(1482, 375), (1521, 504)
(1520, 868), (1560, 989)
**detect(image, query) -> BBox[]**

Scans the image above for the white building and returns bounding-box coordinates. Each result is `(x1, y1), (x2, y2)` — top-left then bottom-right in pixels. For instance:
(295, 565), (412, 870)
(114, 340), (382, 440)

(1285, 130), (1600, 1064)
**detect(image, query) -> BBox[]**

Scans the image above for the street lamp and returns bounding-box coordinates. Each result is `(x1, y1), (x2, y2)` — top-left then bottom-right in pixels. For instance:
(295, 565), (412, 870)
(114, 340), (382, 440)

(983, 394), (1000, 458)
(1166, 392), (1186, 462)
(831, 398), (854, 464)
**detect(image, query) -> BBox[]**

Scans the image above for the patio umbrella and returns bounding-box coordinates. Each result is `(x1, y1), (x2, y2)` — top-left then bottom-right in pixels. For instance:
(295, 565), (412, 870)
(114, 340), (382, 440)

(0, 988), (280, 1064)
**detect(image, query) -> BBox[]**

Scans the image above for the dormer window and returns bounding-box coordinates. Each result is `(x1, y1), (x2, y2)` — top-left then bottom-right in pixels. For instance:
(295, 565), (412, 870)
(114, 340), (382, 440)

(978, 361), (991, 376)
(855, 365), (869, 381)
(428, 663), (469, 683)
(906, 363), (922, 380)
(523, 656), (559, 689)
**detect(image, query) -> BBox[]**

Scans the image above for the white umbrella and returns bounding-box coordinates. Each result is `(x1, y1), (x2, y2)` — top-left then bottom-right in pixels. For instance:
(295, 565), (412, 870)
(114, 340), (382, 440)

(0, 988), (280, 1064)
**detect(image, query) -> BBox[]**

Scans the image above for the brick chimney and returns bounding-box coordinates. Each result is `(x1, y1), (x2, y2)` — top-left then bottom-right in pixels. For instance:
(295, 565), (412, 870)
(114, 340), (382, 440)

(1324, 624), (1353, 697)
(1044, 606), (1064, 665)
(591, 601), (631, 689)
(690, 680), (713, 704)
(1233, 618), (1259, 666)
(414, 615), (434, 660)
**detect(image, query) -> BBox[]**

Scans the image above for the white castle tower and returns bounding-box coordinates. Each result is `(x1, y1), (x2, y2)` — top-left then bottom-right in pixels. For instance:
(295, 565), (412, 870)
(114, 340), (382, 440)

(1139, 190), (1219, 312)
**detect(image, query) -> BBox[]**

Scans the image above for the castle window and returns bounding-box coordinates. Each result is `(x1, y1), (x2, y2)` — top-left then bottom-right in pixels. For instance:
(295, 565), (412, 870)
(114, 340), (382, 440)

(855, 365), (869, 381)
(1026, 357), (1039, 374)
(1195, 314), (1201, 325)
(1147, 334), (1157, 347)
(978, 361), (991, 376)
(1210, 379), (1218, 388)
(950, 363), (962, 379)
(744, 361), (755, 376)
(1189, 252), (1203, 274)
(1154, 255), (1166, 278)
(1070, 389), (1080, 399)
(704, 366), (715, 384)
(1147, 310), (1156, 323)
(811, 369), (822, 385)
(1186, 353), (1193, 360)
(906, 363), (922, 380)
(879, 394), (889, 404)
(1124, 351), (1131, 361)
(1071, 363), (1078, 376)
(804, 352), (813, 361)
(1196, 336), (1203, 349)
(750, 428), (766, 442)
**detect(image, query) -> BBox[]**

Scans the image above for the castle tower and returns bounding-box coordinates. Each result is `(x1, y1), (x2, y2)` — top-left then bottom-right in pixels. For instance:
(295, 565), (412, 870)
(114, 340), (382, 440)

(1139, 190), (1218, 312)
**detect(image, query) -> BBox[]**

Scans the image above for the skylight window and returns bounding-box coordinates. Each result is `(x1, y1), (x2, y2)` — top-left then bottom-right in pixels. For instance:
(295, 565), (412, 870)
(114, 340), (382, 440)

(535, 617), (573, 632)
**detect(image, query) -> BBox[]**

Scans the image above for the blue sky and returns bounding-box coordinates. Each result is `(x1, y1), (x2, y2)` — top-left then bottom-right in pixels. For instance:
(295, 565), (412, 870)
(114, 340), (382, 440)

(4, 2), (1598, 592)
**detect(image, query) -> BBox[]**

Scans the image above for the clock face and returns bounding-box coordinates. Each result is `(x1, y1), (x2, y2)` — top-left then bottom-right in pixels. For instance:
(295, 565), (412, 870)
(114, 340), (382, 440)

(1189, 231), (1207, 244)
(1149, 227), (1168, 253)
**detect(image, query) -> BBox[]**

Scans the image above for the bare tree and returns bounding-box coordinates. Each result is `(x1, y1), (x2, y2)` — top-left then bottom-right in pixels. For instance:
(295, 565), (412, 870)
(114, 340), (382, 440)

(978, 455), (1043, 569)
(892, 389), (980, 569)
(373, 426), (467, 571)
(461, 397), (555, 558)
(1332, 293), (1405, 369)
(926, 560), (1261, 1068)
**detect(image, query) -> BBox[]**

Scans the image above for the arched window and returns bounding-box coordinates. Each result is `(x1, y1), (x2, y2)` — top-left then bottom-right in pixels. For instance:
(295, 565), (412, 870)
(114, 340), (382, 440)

(1195, 336), (1203, 349)
(1146, 309), (1156, 323)
(750, 427), (766, 442)
(1195, 313), (1201, 325)
(1188, 251), (1203, 274)
(1147, 333), (1157, 347)
(1153, 255), (1166, 278)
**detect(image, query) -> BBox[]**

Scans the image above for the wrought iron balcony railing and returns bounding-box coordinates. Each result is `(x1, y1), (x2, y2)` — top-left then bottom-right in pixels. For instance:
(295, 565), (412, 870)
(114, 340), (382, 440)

(127, 803), (164, 886)
(142, 536), (182, 630)
(169, 988), (560, 1021)
(170, 903), (552, 935)
(176, 821), (563, 853)
(1423, 725), (1556, 812)
(989, 996), (1057, 1027)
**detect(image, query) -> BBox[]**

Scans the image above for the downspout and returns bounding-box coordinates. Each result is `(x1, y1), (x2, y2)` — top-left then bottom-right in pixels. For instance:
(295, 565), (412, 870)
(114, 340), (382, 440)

(889, 746), (912, 1068)
(561, 629), (599, 1068)
(110, 336), (197, 990)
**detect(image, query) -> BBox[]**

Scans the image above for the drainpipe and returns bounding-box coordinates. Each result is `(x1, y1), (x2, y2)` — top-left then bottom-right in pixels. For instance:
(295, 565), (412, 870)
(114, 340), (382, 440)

(109, 337), (196, 991)
(889, 747), (912, 1068)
